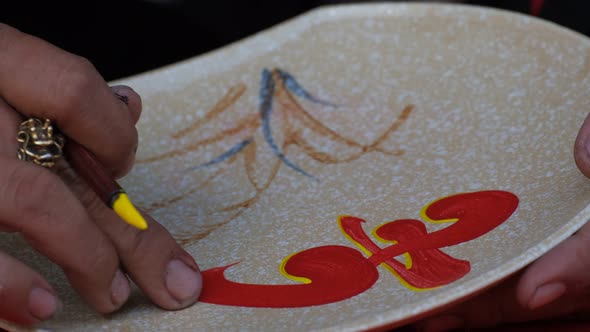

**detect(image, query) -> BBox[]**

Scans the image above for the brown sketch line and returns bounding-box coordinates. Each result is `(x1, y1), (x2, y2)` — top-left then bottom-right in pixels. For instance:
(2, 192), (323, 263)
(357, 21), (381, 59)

(172, 138), (281, 244)
(138, 68), (414, 244)
(274, 70), (413, 162)
(144, 152), (240, 213)
(174, 141), (284, 244)
(138, 114), (260, 163)
(274, 72), (365, 149)
(368, 104), (414, 152)
(172, 84), (247, 139)
(176, 208), (247, 245)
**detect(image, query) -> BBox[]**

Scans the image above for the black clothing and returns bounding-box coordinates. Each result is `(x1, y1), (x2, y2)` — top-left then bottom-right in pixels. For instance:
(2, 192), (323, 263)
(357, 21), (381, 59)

(2, 1), (587, 80)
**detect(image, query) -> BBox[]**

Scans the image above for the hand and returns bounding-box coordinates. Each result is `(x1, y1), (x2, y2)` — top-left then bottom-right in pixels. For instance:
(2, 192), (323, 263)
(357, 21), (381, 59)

(413, 113), (590, 331)
(0, 23), (201, 325)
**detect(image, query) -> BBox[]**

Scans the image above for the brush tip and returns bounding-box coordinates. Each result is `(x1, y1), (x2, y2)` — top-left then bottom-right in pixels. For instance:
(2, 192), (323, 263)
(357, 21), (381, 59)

(112, 192), (148, 230)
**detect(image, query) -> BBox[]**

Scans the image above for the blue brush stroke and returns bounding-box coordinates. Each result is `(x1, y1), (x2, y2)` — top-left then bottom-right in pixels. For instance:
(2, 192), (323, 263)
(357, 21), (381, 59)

(260, 68), (317, 181)
(185, 139), (252, 172)
(277, 69), (337, 107)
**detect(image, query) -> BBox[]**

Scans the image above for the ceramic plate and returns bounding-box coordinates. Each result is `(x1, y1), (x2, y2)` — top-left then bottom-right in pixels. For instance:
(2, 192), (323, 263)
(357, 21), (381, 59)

(3, 3), (590, 331)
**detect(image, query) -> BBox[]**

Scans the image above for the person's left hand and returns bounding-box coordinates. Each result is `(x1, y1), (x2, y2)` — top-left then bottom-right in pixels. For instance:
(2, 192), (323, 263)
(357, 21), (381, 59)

(413, 113), (590, 332)
(0, 23), (202, 326)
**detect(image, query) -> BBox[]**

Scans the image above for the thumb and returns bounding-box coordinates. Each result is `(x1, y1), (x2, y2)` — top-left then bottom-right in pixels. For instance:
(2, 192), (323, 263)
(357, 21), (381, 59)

(574, 112), (590, 178)
(517, 221), (590, 311)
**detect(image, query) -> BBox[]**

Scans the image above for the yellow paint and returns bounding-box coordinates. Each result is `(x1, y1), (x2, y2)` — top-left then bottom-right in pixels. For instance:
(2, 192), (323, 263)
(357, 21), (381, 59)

(279, 251), (311, 284)
(370, 226), (437, 292)
(337, 215), (373, 257)
(112, 193), (149, 230)
(371, 228), (412, 270)
(380, 262), (438, 292)
(420, 196), (459, 224)
(338, 215), (438, 292)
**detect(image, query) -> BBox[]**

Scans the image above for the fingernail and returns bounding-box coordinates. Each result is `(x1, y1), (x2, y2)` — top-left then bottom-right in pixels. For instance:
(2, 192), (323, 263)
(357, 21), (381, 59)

(110, 269), (131, 307)
(179, 249), (199, 271)
(114, 92), (129, 105)
(28, 288), (62, 320)
(111, 86), (130, 105)
(528, 282), (566, 309)
(166, 259), (202, 304)
(414, 315), (464, 332)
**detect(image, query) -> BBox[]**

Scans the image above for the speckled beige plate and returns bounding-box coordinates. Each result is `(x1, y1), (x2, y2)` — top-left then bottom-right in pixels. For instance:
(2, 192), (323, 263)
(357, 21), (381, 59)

(3, 3), (590, 332)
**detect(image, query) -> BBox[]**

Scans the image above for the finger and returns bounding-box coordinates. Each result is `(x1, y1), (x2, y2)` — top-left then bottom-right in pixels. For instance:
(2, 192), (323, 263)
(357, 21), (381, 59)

(414, 272), (590, 331)
(0, 23), (137, 178)
(1, 96), (131, 312)
(0, 98), (24, 233)
(111, 85), (142, 125)
(0, 251), (60, 326)
(0, 158), (130, 313)
(0, 96), (23, 158)
(574, 112), (590, 178)
(100, 211), (202, 310)
(54, 163), (202, 310)
(516, 221), (590, 310)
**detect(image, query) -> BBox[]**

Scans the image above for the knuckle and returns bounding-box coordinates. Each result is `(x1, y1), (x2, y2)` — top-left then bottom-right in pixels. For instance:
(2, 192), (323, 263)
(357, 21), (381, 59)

(0, 23), (24, 50)
(53, 56), (100, 117)
(0, 22), (16, 38)
(128, 227), (158, 258)
(75, 235), (115, 276)
(125, 222), (170, 262)
(1, 165), (60, 225)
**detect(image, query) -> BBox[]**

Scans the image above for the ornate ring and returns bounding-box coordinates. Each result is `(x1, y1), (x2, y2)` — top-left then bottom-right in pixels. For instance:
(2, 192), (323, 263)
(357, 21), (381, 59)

(17, 118), (65, 168)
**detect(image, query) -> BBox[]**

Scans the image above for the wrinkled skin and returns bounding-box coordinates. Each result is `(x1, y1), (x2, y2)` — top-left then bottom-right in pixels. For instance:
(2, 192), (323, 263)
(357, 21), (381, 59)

(0, 23), (201, 326)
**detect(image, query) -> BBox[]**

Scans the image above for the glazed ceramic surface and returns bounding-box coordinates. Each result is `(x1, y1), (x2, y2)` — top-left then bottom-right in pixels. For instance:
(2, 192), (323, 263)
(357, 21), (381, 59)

(3, 3), (590, 331)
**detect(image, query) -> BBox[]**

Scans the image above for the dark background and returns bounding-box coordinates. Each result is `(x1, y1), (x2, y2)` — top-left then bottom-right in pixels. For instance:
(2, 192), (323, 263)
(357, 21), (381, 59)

(2, 0), (590, 81)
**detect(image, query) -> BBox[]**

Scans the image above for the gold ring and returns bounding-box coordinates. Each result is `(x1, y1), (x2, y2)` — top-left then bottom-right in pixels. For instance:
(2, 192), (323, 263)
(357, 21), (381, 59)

(17, 118), (65, 168)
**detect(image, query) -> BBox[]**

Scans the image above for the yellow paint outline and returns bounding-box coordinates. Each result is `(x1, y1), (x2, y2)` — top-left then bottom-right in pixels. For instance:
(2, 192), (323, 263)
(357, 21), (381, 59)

(337, 215), (373, 257)
(278, 251), (312, 284)
(278, 205), (461, 292)
(372, 225), (438, 292)
(371, 229), (412, 270)
(337, 215), (436, 292)
(420, 195), (460, 224)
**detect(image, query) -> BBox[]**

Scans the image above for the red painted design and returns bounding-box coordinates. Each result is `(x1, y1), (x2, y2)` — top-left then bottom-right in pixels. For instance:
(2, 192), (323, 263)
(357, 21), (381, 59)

(201, 245), (378, 307)
(368, 191), (519, 265)
(340, 217), (471, 290)
(200, 190), (519, 307)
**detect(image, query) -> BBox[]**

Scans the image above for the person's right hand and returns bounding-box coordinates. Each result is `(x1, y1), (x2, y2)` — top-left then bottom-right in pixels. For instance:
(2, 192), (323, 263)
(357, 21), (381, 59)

(0, 23), (202, 326)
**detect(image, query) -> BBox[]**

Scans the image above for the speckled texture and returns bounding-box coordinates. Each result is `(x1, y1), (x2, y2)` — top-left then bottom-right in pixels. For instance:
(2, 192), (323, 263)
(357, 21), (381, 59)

(3, 3), (590, 331)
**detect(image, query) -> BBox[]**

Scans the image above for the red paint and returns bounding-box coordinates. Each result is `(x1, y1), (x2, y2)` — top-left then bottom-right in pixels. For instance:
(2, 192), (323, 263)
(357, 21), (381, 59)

(340, 217), (471, 289)
(368, 191), (519, 265)
(200, 245), (378, 307)
(200, 190), (518, 308)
